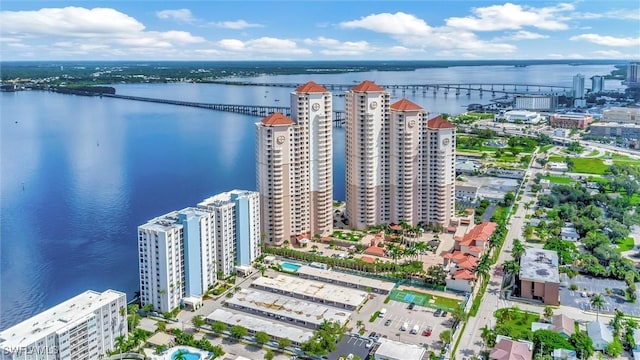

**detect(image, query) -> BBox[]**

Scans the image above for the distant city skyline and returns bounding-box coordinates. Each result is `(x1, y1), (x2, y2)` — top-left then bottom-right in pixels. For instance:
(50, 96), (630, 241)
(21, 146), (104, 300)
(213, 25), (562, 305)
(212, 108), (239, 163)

(1, 1), (639, 61)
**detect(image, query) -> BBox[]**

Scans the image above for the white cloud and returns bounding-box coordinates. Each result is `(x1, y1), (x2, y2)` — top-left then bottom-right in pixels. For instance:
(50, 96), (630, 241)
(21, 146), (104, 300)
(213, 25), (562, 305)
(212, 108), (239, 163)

(156, 9), (195, 23)
(339, 12), (516, 55)
(1, 7), (145, 37)
(340, 12), (431, 35)
(572, 9), (640, 21)
(503, 31), (549, 40)
(304, 37), (372, 56)
(593, 50), (623, 57)
(445, 3), (572, 31)
(211, 20), (263, 30)
(0, 6), (205, 58)
(570, 34), (640, 47)
(217, 37), (311, 55)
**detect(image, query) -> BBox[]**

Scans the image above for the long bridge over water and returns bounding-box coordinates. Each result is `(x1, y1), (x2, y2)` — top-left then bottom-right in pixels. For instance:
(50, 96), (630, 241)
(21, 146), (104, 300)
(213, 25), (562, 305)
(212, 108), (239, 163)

(98, 93), (347, 125)
(208, 80), (571, 96)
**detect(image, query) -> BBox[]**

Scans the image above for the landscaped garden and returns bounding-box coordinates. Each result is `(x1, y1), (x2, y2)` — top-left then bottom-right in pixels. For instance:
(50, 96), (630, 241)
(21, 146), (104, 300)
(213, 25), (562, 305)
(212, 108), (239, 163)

(330, 230), (363, 242)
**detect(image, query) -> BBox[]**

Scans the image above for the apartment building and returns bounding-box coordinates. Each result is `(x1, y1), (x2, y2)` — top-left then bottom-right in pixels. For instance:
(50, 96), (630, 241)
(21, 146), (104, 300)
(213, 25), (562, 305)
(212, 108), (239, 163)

(138, 207), (215, 313)
(345, 80), (391, 228)
(345, 81), (456, 228)
(256, 81), (333, 245)
(0, 290), (127, 360)
(198, 190), (261, 272)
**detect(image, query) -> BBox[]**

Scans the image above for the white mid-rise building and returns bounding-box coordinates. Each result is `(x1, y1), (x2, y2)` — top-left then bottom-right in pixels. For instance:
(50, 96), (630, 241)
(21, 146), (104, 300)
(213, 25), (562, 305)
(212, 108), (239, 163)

(573, 74), (585, 99)
(138, 207), (215, 313)
(198, 190), (261, 273)
(345, 81), (456, 228)
(256, 81), (333, 245)
(514, 95), (558, 111)
(591, 75), (605, 93)
(495, 110), (542, 124)
(0, 290), (127, 360)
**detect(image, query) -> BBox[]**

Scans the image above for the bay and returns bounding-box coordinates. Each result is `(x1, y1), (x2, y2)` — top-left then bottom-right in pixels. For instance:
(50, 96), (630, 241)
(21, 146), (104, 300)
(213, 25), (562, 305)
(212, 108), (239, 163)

(0, 63), (620, 329)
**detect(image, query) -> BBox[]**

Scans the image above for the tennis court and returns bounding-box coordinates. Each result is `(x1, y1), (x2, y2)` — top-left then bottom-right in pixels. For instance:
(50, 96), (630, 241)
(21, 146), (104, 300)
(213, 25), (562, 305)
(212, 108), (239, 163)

(389, 289), (462, 311)
(389, 289), (429, 306)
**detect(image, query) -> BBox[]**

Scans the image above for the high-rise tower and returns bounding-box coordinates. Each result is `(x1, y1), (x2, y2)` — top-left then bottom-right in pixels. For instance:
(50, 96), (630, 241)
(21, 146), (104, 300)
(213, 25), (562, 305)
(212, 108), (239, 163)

(345, 81), (390, 229)
(256, 81), (334, 245)
(345, 81), (456, 229)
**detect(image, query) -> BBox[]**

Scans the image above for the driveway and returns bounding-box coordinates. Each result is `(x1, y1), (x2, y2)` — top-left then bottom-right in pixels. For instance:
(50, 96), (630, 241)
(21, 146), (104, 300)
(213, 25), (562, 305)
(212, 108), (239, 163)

(559, 274), (640, 317)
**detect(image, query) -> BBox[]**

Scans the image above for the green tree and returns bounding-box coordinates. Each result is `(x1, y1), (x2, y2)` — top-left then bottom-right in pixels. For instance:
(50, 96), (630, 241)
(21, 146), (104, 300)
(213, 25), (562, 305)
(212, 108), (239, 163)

(211, 345), (225, 358)
(503, 260), (520, 277)
(543, 306), (554, 319)
(211, 321), (226, 335)
(156, 321), (167, 333)
(532, 329), (573, 356)
(590, 293), (606, 321)
(278, 337), (292, 350)
(512, 239), (526, 260)
(440, 329), (452, 345)
(264, 349), (274, 360)
(605, 338), (623, 357)
(569, 331), (594, 360)
(230, 325), (248, 339)
(191, 315), (205, 330)
(255, 331), (270, 346)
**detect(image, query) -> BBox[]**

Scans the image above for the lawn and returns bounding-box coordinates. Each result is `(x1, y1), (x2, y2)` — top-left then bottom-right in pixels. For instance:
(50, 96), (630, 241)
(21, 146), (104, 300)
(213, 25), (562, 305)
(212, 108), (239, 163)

(330, 230), (363, 242)
(586, 149), (600, 157)
(539, 144), (554, 153)
(493, 307), (540, 341)
(617, 237), (636, 252)
(571, 158), (609, 174)
(541, 175), (574, 184)
(548, 155), (565, 162)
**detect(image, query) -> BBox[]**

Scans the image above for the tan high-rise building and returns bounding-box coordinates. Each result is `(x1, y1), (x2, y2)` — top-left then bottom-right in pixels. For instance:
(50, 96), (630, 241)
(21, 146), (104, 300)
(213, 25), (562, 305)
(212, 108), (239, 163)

(256, 81), (333, 245)
(345, 81), (456, 229)
(256, 113), (295, 245)
(290, 81), (333, 237)
(345, 80), (391, 229)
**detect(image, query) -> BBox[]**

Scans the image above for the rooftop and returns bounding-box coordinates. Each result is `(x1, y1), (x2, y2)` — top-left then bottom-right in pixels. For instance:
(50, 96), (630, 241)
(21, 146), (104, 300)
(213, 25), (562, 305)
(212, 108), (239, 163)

(374, 337), (426, 360)
(295, 81), (329, 93)
(225, 289), (351, 327)
(390, 98), (423, 111)
(139, 207), (211, 232)
(490, 337), (533, 360)
(198, 189), (258, 208)
(427, 116), (456, 129)
(351, 80), (385, 92)
(251, 275), (367, 308)
(260, 112), (295, 126)
(519, 248), (559, 283)
(296, 265), (396, 292)
(206, 309), (313, 344)
(459, 222), (497, 246)
(0, 290), (125, 349)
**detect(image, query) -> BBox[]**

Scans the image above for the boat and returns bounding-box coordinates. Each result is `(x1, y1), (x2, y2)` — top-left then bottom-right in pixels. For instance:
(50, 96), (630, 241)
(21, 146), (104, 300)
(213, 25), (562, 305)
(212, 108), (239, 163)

(274, 99), (280, 102)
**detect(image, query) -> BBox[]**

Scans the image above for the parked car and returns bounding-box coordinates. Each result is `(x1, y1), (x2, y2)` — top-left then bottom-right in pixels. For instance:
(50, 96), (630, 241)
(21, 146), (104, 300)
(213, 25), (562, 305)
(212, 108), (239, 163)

(423, 326), (433, 337)
(368, 331), (377, 339)
(434, 309), (442, 317)
(384, 319), (392, 326)
(441, 311), (448, 317)
(408, 302), (416, 310)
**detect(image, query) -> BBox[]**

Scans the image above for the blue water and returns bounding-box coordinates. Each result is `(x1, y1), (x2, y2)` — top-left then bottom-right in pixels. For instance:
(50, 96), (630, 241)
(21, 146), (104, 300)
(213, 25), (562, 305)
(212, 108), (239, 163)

(280, 262), (302, 273)
(0, 63), (620, 329)
(171, 349), (201, 360)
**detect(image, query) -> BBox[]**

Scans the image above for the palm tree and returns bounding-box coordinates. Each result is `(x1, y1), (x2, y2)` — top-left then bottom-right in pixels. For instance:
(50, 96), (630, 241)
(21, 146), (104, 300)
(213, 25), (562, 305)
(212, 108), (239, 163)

(114, 335), (127, 354)
(413, 241), (428, 255)
(511, 239), (526, 261)
(404, 246), (418, 261)
(474, 254), (492, 282)
(502, 260), (520, 277)
(590, 293), (606, 321)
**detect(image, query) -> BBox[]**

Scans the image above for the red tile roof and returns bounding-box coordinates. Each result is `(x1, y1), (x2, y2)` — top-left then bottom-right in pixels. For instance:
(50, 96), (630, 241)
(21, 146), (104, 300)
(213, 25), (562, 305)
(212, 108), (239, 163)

(490, 338), (533, 360)
(390, 99), (422, 111)
(389, 224), (403, 231)
(457, 257), (478, 270)
(360, 256), (376, 264)
(453, 269), (476, 280)
(427, 116), (456, 129)
(364, 246), (386, 257)
(352, 80), (385, 92)
(458, 222), (497, 247)
(295, 81), (329, 93)
(261, 112), (295, 126)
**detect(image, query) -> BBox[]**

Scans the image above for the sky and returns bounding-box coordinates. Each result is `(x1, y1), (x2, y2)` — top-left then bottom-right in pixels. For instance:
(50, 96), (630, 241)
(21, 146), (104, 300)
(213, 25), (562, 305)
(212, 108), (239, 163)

(1, 0), (639, 61)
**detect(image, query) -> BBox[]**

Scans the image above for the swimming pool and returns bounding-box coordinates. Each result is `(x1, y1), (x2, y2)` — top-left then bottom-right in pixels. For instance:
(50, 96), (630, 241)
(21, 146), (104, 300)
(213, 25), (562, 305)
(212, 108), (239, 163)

(280, 262), (302, 273)
(171, 349), (201, 360)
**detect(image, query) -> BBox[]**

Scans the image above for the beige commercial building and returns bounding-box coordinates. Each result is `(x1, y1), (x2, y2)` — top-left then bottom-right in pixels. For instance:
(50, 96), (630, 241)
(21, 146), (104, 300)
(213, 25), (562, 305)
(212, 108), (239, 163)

(256, 82), (333, 245)
(601, 107), (640, 125)
(345, 81), (455, 228)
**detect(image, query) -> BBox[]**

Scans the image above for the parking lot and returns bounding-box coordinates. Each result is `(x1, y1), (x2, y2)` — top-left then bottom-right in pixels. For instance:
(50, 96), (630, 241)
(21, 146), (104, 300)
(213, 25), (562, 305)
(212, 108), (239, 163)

(559, 274), (640, 317)
(326, 334), (372, 360)
(351, 293), (452, 350)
